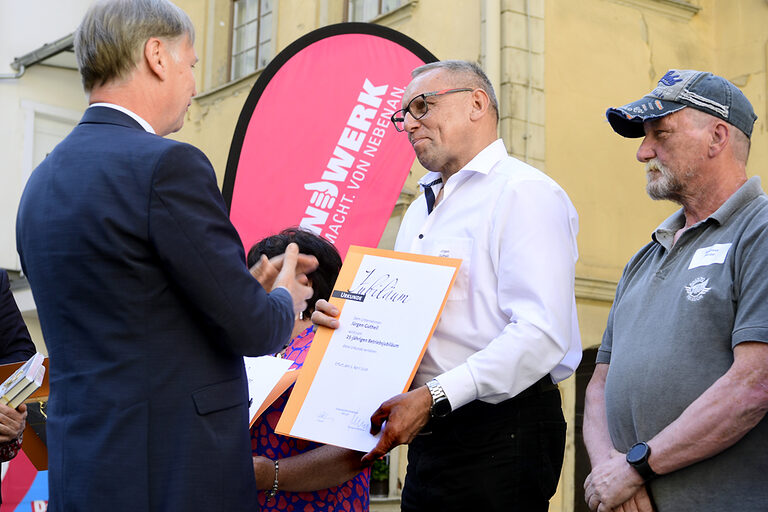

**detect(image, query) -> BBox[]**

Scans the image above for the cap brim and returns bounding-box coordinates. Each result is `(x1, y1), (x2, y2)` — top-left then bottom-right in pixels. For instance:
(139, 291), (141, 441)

(606, 97), (686, 138)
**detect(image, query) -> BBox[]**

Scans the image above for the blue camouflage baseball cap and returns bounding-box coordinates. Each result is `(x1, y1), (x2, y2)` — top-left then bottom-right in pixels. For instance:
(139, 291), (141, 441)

(606, 69), (757, 139)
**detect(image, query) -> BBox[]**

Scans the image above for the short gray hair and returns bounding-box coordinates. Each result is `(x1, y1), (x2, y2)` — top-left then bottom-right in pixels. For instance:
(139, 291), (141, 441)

(412, 60), (499, 123)
(75, 0), (195, 92)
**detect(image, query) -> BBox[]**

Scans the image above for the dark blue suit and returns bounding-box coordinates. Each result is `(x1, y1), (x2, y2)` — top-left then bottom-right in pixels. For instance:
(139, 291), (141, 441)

(16, 107), (293, 511)
(0, 270), (36, 365)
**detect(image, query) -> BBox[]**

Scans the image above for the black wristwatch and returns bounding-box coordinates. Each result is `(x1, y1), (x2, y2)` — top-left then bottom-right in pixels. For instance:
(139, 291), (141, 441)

(426, 379), (451, 418)
(626, 442), (658, 482)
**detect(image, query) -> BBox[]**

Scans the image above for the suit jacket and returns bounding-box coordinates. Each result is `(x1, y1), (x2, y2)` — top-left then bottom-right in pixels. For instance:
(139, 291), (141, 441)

(0, 270), (36, 365)
(16, 107), (293, 511)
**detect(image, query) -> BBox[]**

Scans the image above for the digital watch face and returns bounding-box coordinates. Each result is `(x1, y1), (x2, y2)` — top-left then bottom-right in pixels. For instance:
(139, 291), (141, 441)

(224, 23), (437, 258)
(627, 442), (648, 464)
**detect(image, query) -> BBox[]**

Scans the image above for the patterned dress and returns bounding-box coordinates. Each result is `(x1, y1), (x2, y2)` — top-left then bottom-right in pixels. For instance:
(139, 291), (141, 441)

(251, 326), (371, 511)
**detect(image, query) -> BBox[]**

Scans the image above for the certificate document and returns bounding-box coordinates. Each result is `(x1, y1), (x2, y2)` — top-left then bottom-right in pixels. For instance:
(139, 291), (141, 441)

(243, 355), (295, 427)
(275, 245), (460, 452)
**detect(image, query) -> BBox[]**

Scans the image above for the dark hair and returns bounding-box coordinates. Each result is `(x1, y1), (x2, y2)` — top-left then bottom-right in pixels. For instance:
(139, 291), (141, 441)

(247, 228), (342, 319)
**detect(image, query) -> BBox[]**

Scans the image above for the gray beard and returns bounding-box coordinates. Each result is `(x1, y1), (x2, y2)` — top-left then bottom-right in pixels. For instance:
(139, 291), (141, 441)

(646, 160), (685, 202)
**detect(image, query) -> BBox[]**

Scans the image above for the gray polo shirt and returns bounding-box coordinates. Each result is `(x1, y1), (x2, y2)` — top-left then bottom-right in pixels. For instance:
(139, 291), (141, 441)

(599, 177), (768, 511)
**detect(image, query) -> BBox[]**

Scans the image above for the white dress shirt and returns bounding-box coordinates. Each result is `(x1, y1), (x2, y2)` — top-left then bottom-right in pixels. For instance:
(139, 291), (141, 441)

(395, 139), (581, 410)
(89, 103), (156, 134)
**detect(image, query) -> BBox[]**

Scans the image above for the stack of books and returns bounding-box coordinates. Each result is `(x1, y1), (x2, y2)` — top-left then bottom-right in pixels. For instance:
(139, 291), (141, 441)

(0, 352), (46, 409)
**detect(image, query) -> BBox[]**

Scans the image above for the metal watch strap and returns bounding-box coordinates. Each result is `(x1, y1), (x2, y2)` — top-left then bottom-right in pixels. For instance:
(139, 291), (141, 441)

(426, 379), (451, 418)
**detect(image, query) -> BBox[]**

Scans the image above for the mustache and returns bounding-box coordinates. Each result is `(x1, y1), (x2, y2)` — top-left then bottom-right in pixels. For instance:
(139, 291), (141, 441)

(645, 158), (667, 175)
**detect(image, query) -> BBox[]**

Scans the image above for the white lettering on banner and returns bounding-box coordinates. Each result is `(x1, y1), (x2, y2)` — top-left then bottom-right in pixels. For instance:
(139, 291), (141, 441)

(300, 80), (407, 242)
(300, 206), (329, 235)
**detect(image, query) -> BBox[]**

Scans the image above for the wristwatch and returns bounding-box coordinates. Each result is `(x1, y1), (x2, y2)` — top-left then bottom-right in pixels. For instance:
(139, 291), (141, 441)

(626, 442), (658, 482)
(426, 379), (451, 418)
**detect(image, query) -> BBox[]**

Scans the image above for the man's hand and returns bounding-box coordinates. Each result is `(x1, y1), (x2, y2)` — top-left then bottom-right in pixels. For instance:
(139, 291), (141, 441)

(613, 485), (655, 512)
(361, 386), (432, 464)
(249, 242), (318, 293)
(271, 243), (316, 315)
(0, 403), (27, 443)
(584, 449), (644, 511)
(311, 299), (340, 329)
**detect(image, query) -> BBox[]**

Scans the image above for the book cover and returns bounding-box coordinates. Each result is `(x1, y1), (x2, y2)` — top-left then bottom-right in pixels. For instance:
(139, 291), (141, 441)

(0, 352), (45, 407)
(8, 364), (46, 409)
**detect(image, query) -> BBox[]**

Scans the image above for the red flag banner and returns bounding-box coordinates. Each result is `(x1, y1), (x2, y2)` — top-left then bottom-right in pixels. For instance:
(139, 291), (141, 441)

(223, 23), (437, 258)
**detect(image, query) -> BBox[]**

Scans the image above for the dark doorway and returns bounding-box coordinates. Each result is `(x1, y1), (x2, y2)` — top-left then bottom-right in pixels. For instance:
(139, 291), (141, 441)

(573, 348), (598, 512)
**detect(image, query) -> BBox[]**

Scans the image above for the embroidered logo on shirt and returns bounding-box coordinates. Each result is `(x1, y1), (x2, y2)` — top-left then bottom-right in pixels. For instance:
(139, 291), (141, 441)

(684, 277), (711, 302)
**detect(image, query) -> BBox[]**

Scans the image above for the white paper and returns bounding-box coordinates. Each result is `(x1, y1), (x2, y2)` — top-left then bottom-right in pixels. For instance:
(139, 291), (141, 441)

(243, 355), (294, 423)
(688, 243), (732, 269)
(282, 253), (458, 452)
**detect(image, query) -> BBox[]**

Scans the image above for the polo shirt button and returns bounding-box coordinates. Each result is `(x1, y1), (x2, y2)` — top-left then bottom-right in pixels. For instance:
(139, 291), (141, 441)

(418, 234), (424, 239)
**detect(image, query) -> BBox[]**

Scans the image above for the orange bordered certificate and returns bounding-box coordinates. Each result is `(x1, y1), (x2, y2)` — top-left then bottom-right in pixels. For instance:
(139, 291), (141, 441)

(275, 245), (461, 452)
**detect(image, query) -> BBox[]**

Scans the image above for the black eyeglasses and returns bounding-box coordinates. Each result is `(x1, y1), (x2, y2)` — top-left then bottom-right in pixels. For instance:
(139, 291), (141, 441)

(390, 88), (474, 132)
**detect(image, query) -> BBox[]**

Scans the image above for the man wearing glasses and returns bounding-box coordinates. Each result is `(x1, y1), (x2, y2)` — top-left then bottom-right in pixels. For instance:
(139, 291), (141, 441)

(319, 60), (581, 510)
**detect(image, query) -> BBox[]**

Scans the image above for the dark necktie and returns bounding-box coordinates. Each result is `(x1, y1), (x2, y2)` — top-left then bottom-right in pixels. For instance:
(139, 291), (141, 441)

(423, 178), (443, 214)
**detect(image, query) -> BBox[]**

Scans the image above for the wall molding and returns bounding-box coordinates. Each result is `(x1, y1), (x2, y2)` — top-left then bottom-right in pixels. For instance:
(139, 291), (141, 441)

(604, 0), (700, 20)
(575, 276), (618, 302)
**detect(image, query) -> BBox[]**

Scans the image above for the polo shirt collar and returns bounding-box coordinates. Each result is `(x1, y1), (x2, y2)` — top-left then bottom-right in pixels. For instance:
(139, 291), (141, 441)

(652, 176), (764, 249)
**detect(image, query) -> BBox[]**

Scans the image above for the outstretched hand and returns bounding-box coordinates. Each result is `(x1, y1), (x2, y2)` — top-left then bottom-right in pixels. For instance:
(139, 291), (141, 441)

(361, 386), (432, 464)
(249, 243), (318, 293)
(271, 243), (316, 314)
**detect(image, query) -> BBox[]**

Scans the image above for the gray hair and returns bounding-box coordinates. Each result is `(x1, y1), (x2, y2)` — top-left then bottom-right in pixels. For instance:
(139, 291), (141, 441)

(412, 60), (499, 123)
(686, 107), (752, 165)
(75, 0), (195, 92)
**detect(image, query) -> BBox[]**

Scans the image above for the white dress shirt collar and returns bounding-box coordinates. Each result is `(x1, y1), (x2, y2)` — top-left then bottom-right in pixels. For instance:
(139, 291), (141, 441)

(89, 103), (156, 134)
(417, 138), (507, 204)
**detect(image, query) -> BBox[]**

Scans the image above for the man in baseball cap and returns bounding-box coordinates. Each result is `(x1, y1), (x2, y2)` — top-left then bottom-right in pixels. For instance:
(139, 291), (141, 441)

(583, 70), (768, 512)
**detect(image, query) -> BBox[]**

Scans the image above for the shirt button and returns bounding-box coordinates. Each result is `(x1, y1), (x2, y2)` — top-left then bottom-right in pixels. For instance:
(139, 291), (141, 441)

(418, 234), (424, 239)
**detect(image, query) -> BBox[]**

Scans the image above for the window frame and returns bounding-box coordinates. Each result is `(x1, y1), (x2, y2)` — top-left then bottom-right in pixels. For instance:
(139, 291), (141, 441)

(230, 0), (276, 81)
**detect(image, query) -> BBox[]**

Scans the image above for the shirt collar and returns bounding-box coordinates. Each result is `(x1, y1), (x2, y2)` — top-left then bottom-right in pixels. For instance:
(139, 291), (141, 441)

(652, 176), (765, 249)
(416, 138), (507, 188)
(88, 103), (156, 134)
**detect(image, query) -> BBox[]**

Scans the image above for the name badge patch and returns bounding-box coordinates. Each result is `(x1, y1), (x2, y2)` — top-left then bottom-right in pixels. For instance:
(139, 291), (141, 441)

(688, 243), (732, 270)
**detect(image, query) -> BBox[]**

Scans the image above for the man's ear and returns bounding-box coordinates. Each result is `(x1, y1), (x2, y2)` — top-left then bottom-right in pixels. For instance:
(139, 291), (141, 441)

(144, 37), (166, 80)
(709, 121), (729, 158)
(468, 88), (490, 121)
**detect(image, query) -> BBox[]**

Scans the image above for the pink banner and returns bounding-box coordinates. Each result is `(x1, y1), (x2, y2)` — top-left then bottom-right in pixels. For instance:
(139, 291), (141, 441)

(224, 24), (436, 258)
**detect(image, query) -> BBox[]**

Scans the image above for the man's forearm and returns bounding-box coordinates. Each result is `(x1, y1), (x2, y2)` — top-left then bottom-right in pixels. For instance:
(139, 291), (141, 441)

(583, 363), (616, 465)
(647, 341), (768, 475)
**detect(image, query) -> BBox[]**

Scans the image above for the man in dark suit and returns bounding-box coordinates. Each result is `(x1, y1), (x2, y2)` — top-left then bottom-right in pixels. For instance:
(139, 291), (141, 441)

(15, 0), (314, 510)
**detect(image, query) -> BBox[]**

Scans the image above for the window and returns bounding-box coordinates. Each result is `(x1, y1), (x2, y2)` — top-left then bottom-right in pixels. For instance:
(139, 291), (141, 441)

(231, 0), (275, 80)
(347, 0), (402, 22)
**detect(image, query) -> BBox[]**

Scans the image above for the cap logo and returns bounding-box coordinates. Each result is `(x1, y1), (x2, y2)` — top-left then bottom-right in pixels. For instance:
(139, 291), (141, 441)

(658, 70), (682, 87)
